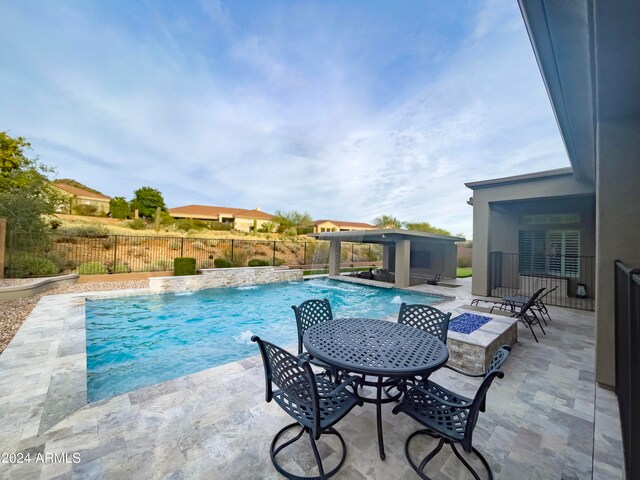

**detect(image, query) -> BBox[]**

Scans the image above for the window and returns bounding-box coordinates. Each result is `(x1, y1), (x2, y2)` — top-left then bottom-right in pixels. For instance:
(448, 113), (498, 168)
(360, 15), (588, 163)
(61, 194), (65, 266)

(519, 230), (580, 277)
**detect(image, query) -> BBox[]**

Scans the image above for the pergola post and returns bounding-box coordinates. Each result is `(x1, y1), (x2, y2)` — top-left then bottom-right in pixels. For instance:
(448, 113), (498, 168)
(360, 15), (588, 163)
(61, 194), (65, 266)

(328, 239), (341, 276)
(395, 239), (411, 288)
(382, 245), (392, 270)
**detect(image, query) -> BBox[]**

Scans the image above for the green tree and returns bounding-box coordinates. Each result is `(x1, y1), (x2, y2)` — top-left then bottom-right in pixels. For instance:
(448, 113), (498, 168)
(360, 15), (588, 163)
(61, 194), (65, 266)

(0, 131), (61, 237)
(403, 221), (452, 236)
(373, 214), (402, 229)
(273, 210), (313, 229)
(130, 187), (166, 218)
(109, 196), (130, 219)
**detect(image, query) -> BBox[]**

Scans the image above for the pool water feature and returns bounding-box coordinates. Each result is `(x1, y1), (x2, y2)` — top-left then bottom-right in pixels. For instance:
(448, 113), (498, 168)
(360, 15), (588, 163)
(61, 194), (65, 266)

(85, 278), (444, 402)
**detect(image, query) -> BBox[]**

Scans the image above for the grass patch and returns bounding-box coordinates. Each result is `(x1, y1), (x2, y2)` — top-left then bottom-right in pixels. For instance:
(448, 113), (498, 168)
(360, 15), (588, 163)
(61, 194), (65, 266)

(457, 267), (472, 278)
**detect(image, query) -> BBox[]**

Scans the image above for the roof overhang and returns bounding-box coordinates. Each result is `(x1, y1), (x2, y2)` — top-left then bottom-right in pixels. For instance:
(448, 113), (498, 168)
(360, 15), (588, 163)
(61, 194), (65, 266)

(465, 167), (574, 190)
(518, 0), (596, 185)
(308, 229), (465, 244)
(518, 0), (640, 186)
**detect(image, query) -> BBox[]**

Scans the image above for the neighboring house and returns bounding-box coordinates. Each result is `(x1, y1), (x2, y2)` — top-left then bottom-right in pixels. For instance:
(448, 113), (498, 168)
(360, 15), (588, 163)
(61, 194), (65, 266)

(312, 220), (376, 233)
(468, 1), (640, 397)
(52, 181), (111, 215)
(168, 205), (276, 232)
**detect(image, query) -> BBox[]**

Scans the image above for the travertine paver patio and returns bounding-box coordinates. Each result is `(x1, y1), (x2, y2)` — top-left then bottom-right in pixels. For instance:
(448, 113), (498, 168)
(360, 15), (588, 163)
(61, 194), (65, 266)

(0, 280), (624, 479)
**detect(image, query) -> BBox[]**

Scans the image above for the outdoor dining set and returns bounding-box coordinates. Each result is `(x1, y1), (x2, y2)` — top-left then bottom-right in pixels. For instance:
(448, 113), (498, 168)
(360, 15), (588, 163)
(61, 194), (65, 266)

(251, 297), (516, 479)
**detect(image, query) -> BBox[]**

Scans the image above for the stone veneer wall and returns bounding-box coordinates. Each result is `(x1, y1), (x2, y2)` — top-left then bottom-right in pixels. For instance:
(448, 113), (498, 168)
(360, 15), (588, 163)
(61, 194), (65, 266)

(148, 266), (303, 293)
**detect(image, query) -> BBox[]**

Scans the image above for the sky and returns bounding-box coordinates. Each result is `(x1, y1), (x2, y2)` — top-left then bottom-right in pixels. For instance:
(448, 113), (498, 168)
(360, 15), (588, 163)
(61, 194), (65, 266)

(0, 0), (568, 238)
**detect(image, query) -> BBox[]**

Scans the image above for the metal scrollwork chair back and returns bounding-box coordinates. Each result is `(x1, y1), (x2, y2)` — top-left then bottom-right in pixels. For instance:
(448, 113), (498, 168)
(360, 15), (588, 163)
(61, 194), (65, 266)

(252, 336), (362, 479)
(393, 345), (511, 480)
(398, 303), (452, 343)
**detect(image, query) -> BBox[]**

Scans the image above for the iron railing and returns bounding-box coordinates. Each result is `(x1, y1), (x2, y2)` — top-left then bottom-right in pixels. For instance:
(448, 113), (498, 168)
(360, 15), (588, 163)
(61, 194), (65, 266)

(4, 232), (383, 277)
(615, 260), (640, 480)
(488, 251), (595, 310)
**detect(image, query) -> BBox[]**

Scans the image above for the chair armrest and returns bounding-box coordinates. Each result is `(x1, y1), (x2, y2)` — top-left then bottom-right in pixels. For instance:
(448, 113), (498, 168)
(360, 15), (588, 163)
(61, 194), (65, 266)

(443, 364), (485, 378)
(318, 375), (362, 399)
(410, 383), (473, 409)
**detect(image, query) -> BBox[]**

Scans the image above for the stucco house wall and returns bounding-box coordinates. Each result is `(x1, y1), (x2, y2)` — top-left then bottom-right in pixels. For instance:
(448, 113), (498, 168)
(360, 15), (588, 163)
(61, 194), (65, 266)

(467, 170), (595, 297)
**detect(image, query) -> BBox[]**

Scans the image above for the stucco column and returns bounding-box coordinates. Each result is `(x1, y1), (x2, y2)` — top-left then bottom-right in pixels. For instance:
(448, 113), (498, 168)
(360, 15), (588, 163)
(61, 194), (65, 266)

(328, 239), (341, 276)
(471, 192), (491, 296)
(443, 243), (457, 279)
(382, 245), (392, 270)
(394, 239), (411, 288)
(0, 218), (5, 279)
(595, 119), (640, 388)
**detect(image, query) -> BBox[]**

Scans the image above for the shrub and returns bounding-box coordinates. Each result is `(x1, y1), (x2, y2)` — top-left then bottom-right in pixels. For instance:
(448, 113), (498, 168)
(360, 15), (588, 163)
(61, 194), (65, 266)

(214, 257), (232, 268)
(56, 224), (109, 238)
(77, 262), (108, 274)
(457, 256), (471, 268)
(73, 204), (98, 216)
(210, 221), (231, 231)
(109, 262), (130, 274)
(176, 218), (210, 231)
(258, 222), (276, 233)
(174, 257), (196, 276)
(128, 219), (147, 230)
(49, 219), (62, 230)
(231, 248), (249, 267)
(296, 226), (314, 235)
(9, 253), (59, 277)
(192, 241), (205, 250)
(248, 258), (271, 267)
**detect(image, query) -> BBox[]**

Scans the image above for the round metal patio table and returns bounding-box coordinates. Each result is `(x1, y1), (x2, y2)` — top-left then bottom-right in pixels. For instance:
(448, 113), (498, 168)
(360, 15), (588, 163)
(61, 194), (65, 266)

(303, 317), (449, 460)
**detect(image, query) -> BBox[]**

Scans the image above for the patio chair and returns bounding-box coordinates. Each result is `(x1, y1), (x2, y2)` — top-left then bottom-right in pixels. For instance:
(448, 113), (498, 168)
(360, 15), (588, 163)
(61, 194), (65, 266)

(392, 345), (511, 480)
(495, 287), (546, 343)
(503, 285), (558, 323)
(292, 298), (339, 380)
(398, 303), (451, 343)
(251, 336), (362, 479)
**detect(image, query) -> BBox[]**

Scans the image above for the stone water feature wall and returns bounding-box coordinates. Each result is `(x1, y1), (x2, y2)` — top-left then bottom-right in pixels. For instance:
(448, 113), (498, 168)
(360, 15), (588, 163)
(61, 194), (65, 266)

(148, 266), (303, 293)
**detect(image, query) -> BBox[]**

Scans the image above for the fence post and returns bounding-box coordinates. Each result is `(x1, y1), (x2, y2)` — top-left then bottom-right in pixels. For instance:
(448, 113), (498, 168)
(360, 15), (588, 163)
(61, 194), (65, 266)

(180, 238), (184, 257)
(369, 244), (371, 261)
(112, 235), (118, 269)
(303, 242), (307, 265)
(273, 241), (276, 266)
(231, 240), (235, 263)
(0, 218), (6, 279)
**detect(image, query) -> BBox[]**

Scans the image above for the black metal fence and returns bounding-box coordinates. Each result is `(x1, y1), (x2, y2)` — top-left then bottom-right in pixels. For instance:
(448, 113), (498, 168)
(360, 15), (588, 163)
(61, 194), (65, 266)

(4, 232), (383, 277)
(488, 251), (595, 310)
(615, 260), (640, 480)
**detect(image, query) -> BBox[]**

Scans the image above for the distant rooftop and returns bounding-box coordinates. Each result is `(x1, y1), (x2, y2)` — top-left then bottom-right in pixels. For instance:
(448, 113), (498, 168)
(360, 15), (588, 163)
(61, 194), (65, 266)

(168, 204), (274, 220)
(313, 219), (375, 228)
(52, 181), (110, 200)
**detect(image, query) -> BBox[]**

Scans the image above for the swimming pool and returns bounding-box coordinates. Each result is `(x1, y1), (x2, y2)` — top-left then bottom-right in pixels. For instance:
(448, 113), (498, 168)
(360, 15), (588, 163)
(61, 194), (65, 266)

(85, 278), (444, 402)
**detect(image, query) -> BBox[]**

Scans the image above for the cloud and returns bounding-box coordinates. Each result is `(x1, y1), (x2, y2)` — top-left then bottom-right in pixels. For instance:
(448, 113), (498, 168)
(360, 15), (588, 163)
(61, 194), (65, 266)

(0, 1), (567, 238)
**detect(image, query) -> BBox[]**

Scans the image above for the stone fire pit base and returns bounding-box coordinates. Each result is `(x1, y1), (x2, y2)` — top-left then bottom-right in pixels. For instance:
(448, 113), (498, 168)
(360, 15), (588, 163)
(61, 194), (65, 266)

(446, 308), (518, 374)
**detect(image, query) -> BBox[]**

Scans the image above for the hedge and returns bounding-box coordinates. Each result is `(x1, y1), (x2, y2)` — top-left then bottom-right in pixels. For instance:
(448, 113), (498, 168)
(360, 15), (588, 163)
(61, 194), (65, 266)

(214, 257), (232, 268)
(248, 258), (271, 267)
(174, 257), (196, 276)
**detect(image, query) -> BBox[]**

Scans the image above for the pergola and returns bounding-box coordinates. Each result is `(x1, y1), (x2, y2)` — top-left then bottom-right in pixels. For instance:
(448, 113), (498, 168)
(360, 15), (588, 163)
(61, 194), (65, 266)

(308, 229), (464, 288)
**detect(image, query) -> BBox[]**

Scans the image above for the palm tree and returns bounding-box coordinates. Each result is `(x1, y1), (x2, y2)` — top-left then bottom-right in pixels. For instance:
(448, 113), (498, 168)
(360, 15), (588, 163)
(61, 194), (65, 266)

(373, 214), (402, 229)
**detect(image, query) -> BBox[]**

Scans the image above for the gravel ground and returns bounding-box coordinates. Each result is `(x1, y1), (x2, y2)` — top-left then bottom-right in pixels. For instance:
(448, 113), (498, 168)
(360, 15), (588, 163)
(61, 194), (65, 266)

(0, 280), (147, 354)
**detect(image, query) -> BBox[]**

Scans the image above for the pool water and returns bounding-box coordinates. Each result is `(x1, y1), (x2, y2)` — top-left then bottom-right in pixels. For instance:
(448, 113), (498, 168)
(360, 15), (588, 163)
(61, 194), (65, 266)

(85, 278), (443, 402)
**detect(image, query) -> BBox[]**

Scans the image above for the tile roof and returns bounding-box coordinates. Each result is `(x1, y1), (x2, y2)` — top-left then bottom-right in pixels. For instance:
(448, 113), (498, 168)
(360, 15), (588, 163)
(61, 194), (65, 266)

(52, 182), (111, 200)
(313, 219), (376, 228)
(168, 205), (275, 220)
